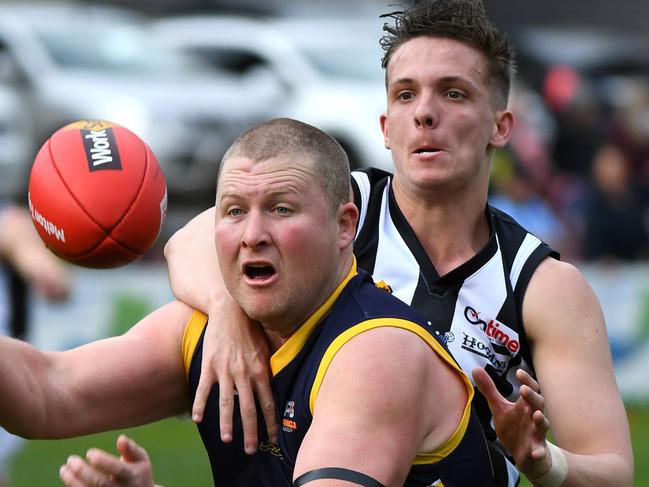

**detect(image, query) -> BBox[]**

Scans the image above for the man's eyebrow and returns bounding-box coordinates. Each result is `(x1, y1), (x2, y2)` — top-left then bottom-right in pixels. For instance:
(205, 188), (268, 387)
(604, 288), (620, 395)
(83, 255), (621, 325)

(390, 75), (476, 88)
(217, 191), (239, 201)
(218, 188), (299, 202)
(389, 77), (415, 87)
(437, 75), (477, 87)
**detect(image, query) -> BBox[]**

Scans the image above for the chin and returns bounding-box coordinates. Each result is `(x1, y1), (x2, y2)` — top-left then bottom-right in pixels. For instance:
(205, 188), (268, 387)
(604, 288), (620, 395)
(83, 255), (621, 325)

(242, 302), (282, 324)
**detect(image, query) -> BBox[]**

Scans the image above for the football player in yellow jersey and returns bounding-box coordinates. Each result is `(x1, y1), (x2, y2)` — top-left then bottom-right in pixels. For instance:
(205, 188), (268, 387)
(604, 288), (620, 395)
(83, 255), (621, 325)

(1, 118), (499, 487)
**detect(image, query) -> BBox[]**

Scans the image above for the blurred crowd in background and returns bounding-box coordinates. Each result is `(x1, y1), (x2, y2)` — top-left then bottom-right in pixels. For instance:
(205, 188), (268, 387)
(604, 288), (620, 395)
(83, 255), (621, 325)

(491, 28), (649, 262)
(0, 0), (647, 263)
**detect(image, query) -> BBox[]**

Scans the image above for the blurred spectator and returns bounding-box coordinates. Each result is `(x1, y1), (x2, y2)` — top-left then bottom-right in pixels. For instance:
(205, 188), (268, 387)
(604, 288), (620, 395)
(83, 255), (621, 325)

(490, 149), (569, 253)
(549, 70), (603, 178)
(607, 76), (649, 187)
(582, 143), (649, 261)
(533, 73), (602, 257)
(491, 83), (579, 255)
(507, 81), (556, 192)
(0, 202), (70, 487)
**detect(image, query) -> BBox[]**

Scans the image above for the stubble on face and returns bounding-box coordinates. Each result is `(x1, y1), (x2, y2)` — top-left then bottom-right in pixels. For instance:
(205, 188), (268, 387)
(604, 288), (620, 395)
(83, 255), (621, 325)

(215, 155), (343, 340)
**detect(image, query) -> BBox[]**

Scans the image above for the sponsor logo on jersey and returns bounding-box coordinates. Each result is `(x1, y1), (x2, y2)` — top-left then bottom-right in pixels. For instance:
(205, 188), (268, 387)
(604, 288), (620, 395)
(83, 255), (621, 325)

(282, 418), (297, 431)
(436, 330), (455, 345)
(282, 400), (297, 432)
(464, 306), (520, 355)
(81, 127), (122, 171)
(461, 333), (509, 371)
(283, 400), (295, 418)
(259, 441), (284, 459)
(28, 193), (65, 243)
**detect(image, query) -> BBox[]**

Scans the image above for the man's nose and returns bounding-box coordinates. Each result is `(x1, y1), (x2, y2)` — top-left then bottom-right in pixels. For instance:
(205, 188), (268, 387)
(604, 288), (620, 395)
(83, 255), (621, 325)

(241, 210), (269, 249)
(413, 93), (439, 129)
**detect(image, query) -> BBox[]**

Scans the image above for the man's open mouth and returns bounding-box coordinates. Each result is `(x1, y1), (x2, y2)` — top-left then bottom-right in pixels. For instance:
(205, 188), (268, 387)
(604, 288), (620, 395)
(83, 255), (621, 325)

(414, 147), (441, 154)
(244, 263), (276, 280)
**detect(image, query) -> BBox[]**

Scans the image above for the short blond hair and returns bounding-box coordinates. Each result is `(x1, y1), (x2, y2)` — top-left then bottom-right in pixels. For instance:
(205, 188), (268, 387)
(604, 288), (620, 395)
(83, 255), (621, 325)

(220, 118), (351, 211)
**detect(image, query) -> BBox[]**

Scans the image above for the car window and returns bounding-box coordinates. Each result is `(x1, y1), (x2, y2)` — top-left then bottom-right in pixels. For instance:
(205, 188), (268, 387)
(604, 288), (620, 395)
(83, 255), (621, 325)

(32, 21), (213, 77)
(188, 46), (269, 76)
(299, 44), (383, 82)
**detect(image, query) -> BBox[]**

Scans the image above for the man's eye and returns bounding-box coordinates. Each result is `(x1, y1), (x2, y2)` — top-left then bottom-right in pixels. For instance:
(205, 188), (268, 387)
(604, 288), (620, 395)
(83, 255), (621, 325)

(398, 91), (414, 101)
(227, 208), (244, 217)
(275, 206), (291, 215)
(447, 90), (464, 99)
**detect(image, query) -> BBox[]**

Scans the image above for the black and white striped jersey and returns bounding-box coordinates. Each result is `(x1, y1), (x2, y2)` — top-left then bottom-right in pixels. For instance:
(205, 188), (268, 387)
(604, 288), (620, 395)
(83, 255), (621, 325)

(351, 168), (559, 486)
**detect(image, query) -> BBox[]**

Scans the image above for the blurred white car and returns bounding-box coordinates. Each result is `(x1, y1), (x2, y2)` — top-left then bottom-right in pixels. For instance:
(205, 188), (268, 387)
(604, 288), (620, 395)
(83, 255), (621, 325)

(0, 4), (266, 199)
(154, 15), (393, 171)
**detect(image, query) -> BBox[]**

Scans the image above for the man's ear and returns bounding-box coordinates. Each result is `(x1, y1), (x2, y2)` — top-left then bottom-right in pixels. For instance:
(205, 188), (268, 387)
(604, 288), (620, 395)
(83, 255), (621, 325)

(490, 109), (515, 149)
(338, 202), (358, 250)
(379, 112), (390, 149)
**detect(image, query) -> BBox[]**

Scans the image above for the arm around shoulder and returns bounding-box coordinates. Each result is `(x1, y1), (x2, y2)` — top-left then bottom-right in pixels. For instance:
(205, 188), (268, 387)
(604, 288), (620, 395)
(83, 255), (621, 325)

(164, 206), (217, 312)
(523, 258), (633, 486)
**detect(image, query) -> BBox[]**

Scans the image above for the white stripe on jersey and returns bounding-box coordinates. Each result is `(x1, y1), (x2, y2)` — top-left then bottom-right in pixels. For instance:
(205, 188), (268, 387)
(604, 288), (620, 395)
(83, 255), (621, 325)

(505, 457), (520, 486)
(510, 233), (542, 290)
(372, 182), (420, 305)
(447, 236), (509, 379)
(351, 171), (370, 240)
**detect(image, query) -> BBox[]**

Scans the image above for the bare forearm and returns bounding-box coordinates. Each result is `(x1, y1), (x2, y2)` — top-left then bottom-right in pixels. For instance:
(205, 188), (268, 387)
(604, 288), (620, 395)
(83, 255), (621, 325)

(164, 207), (219, 312)
(0, 336), (55, 437)
(1, 331), (188, 440)
(532, 450), (633, 487)
(524, 261), (633, 487)
(572, 453), (635, 486)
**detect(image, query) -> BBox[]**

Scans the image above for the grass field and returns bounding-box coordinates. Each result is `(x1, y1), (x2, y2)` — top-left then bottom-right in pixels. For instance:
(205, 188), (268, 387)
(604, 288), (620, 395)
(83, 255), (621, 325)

(6, 406), (649, 486)
(8, 418), (212, 487)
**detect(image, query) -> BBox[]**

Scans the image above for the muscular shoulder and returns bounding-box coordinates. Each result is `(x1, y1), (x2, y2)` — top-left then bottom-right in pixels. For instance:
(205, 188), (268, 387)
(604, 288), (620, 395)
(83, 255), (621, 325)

(127, 300), (196, 346)
(526, 258), (595, 307)
(324, 325), (433, 386)
(523, 258), (603, 342)
(316, 326), (466, 448)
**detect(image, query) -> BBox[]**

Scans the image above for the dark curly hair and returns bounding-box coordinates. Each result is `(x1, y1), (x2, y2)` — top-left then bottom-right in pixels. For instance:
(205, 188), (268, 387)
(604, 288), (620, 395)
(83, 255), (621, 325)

(380, 0), (516, 108)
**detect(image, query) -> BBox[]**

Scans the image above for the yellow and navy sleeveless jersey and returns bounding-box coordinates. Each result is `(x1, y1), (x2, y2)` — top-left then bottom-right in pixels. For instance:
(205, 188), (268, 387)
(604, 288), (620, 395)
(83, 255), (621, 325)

(183, 262), (500, 487)
(351, 168), (560, 486)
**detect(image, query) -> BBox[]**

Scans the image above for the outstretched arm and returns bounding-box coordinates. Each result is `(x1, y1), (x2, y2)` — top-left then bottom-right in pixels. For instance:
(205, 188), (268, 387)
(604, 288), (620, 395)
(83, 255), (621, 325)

(164, 207), (277, 451)
(0, 301), (191, 439)
(515, 258), (633, 486)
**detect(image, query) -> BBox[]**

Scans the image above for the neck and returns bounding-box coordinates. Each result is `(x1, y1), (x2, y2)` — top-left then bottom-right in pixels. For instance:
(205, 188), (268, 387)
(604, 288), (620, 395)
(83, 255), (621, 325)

(392, 178), (490, 276)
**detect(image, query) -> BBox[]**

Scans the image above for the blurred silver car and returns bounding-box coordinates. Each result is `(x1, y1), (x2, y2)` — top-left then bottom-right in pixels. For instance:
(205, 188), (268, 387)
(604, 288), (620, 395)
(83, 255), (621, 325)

(0, 4), (265, 200)
(154, 14), (393, 171)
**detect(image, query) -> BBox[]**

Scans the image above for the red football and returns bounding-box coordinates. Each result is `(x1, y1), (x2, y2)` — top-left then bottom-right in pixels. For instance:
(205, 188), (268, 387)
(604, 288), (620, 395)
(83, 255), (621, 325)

(28, 120), (167, 268)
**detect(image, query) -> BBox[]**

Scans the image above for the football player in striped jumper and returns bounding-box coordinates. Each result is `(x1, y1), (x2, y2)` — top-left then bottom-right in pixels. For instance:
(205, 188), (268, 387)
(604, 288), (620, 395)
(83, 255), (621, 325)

(162, 2), (633, 487)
